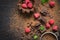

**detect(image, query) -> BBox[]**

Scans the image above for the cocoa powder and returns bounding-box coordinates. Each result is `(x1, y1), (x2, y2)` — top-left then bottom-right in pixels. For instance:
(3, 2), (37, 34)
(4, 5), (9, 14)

(42, 33), (57, 40)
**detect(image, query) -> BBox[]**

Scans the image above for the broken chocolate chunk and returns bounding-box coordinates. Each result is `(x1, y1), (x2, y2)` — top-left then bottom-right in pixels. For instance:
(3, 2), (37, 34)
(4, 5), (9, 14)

(38, 17), (46, 25)
(40, 9), (48, 16)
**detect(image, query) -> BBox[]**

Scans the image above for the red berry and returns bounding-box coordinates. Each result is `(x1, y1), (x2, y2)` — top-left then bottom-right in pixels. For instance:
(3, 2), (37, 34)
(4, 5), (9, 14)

(25, 27), (30, 33)
(52, 26), (58, 31)
(22, 3), (27, 8)
(46, 23), (50, 29)
(27, 2), (33, 9)
(49, 19), (54, 25)
(49, 1), (55, 7)
(34, 13), (40, 19)
(25, 0), (30, 4)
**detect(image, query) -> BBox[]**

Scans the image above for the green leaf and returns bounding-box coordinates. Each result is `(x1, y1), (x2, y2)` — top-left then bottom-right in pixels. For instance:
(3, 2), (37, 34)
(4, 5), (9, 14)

(39, 26), (45, 31)
(41, 0), (48, 4)
(33, 35), (38, 40)
(45, 0), (48, 2)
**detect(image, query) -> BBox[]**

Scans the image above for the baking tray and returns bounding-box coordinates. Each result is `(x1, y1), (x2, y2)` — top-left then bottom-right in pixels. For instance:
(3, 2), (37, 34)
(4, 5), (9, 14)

(0, 0), (60, 40)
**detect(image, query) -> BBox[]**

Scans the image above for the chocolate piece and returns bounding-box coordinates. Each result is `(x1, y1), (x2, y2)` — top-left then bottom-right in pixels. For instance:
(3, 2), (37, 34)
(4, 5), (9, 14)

(40, 9), (48, 16)
(38, 17), (46, 24)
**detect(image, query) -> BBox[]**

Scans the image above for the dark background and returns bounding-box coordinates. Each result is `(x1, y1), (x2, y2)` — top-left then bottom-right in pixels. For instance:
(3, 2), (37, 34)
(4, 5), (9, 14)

(0, 0), (60, 40)
(0, 0), (17, 40)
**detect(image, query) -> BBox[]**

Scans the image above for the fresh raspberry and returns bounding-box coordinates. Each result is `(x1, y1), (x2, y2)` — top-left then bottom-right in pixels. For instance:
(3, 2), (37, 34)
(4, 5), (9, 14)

(27, 2), (33, 9)
(46, 23), (50, 29)
(34, 13), (40, 19)
(49, 19), (54, 25)
(25, 0), (30, 4)
(49, 1), (55, 7)
(25, 27), (30, 33)
(21, 3), (27, 8)
(52, 26), (58, 31)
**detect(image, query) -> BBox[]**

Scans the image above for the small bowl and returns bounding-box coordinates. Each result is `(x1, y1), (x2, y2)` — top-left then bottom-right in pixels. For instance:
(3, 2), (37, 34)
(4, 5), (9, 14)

(40, 32), (58, 40)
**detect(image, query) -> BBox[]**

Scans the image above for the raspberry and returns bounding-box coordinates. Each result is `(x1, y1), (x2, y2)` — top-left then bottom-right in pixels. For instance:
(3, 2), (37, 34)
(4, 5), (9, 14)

(25, 27), (30, 33)
(27, 2), (33, 9)
(52, 26), (58, 31)
(25, 0), (30, 4)
(49, 1), (55, 7)
(49, 19), (54, 25)
(22, 3), (27, 8)
(46, 23), (50, 29)
(34, 13), (40, 19)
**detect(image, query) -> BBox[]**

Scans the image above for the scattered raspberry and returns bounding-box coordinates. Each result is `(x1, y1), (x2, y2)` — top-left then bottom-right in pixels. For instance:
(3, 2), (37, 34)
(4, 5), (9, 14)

(49, 19), (54, 25)
(52, 26), (58, 31)
(22, 3), (27, 8)
(25, 0), (30, 4)
(34, 13), (40, 19)
(25, 27), (30, 33)
(49, 1), (55, 7)
(46, 23), (50, 29)
(27, 2), (33, 9)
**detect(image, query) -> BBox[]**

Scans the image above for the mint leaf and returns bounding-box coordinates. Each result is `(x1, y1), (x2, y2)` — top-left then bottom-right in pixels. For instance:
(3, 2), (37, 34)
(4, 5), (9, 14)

(41, 0), (48, 4)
